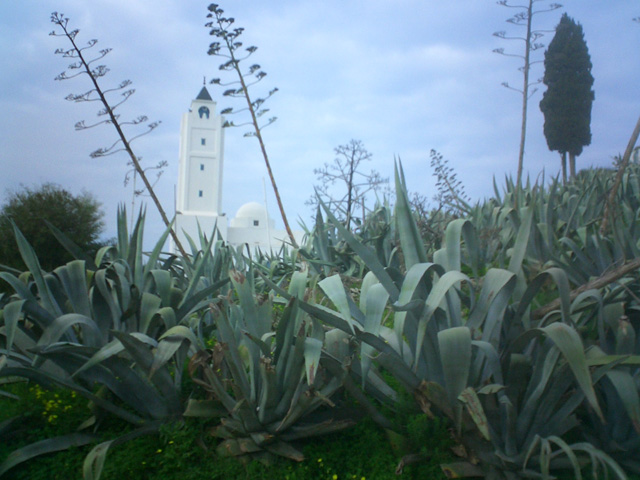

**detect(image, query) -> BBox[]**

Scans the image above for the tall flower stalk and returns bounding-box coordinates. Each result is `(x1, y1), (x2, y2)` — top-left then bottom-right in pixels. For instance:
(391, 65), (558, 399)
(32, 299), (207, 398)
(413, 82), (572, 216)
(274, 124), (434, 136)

(50, 13), (187, 257)
(206, 4), (298, 247)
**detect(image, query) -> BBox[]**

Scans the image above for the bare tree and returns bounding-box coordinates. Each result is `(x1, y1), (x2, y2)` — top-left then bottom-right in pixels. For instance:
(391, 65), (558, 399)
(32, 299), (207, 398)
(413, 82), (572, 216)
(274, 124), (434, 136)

(50, 13), (187, 257)
(307, 140), (387, 230)
(494, 0), (561, 192)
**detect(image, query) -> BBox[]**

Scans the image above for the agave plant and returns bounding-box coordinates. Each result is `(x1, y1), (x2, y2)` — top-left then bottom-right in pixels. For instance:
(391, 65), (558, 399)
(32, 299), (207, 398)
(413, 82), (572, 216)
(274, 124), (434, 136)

(570, 300), (640, 475)
(299, 206), (365, 278)
(285, 162), (633, 479)
(185, 267), (355, 462)
(0, 208), (230, 479)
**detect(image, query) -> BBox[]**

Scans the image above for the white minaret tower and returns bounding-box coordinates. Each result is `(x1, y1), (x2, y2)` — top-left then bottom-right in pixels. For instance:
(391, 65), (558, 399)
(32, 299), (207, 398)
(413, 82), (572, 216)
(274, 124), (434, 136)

(174, 86), (227, 251)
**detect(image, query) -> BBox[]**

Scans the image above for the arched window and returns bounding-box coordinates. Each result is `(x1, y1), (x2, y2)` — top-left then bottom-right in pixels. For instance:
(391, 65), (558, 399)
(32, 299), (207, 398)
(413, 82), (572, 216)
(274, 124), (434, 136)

(198, 106), (210, 119)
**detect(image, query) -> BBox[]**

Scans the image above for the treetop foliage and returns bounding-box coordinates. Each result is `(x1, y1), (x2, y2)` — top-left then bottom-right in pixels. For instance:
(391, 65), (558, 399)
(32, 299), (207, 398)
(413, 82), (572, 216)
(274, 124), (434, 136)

(0, 183), (104, 271)
(540, 13), (594, 159)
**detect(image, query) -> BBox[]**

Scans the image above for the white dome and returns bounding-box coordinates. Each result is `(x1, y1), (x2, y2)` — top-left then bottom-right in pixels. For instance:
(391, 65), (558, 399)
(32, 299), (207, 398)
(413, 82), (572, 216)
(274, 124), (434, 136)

(235, 202), (267, 220)
(230, 202), (272, 229)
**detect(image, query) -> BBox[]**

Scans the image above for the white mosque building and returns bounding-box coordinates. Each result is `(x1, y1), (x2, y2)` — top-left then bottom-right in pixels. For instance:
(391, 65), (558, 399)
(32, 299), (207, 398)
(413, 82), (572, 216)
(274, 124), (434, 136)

(172, 85), (302, 253)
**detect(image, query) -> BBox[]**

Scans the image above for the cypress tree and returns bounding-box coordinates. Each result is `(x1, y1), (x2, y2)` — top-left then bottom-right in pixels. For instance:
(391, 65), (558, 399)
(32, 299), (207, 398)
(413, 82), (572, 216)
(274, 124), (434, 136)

(539, 13), (594, 181)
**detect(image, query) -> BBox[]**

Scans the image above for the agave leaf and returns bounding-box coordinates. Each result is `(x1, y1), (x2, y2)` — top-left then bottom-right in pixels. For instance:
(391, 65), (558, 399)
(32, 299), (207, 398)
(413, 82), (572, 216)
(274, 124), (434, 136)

(264, 274), (355, 338)
(319, 198), (400, 300)
(149, 335), (189, 380)
(83, 421), (161, 480)
(115, 205), (129, 259)
(230, 270), (265, 336)
(569, 442), (628, 480)
(440, 462), (485, 478)
(213, 306), (252, 401)
(393, 262), (444, 356)
(44, 220), (98, 270)
(467, 268), (516, 344)
(244, 330), (273, 358)
(604, 369), (640, 434)
(303, 337), (323, 386)
(523, 436), (551, 479)
(53, 260), (92, 317)
(190, 351), (237, 412)
(4, 360), (147, 424)
(324, 327), (352, 361)
(586, 355), (640, 366)
(37, 313), (101, 348)
(152, 307), (178, 331)
(0, 433), (98, 478)
(359, 271), (379, 312)
(34, 341), (175, 421)
(83, 440), (113, 480)
(138, 292), (162, 334)
(516, 341), (562, 437)
(415, 271), (470, 369)
(160, 325), (201, 349)
(142, 221), (174, 280)
(516, 324), (604, 425)
(216, 438), (262, 457)
(442, 219), (478, 274)
(179, 228), (219, 309)
(360, 283), (389, 385)
(288, 269), (308, 300)
(471, 340), (504, 385)
(127, 208), (146, 288)
(273, 299), (295, 367)
(148, 270), (173, 307)
(279, 419), (356, 442)
(394, 160), (428, 269)
(2, 300), (26, 353)
(279, 327), (306, 408)
(0, 272), (35, 302)
(458, 387), (491, 441)
(72, 333), (156, 378)
(542, 323), (603, 421)
(11, 222), (62, 317)
(110, 331), (181, 413)
(257, 357), (278, 424)
(438, 326), (471, 431)
(275, 383), (318, 434)
(570, 289), (604, 340)
(319, 275), (356, 334)
(92, 269), (123, 332)
(263, 440), (305, 461)
(175, 278), (230, 322)
(523, 364), (584, 446)
(363, 283), (388, 334)
(516, 268), (571, 328)
(559, 237), (599, 278)
(313, 207), (330, 264)
(183, 398), (226, 418)
(507, 204), (533, 275)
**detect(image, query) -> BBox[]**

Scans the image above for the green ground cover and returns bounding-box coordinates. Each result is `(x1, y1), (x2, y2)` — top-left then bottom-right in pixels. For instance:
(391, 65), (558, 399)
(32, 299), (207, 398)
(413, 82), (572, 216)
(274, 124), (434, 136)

(0, 381), (454, 479)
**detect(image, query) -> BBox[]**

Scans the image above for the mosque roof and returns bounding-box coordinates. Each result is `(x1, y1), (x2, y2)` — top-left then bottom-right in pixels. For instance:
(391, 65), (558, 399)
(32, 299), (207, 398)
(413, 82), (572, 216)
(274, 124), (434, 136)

(196, 86), (213, 101)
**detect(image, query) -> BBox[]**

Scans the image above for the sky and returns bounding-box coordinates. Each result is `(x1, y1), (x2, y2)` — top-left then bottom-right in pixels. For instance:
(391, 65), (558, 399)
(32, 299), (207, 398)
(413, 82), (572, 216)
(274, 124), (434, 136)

(1, 1), (638, 248)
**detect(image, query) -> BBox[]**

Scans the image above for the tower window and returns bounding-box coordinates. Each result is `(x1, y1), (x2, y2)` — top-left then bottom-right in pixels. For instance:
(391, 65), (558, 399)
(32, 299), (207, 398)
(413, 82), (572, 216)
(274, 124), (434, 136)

(200, 164), (204, 171)
(201, 138), (206, 146)
(253, 220), (259, 226)
(198, 106), (210, 119)
(198, 190), (203, 197)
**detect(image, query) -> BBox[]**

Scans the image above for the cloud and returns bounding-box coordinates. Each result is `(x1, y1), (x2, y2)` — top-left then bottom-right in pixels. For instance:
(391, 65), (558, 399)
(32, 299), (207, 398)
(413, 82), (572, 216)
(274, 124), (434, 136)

(1, 1), (639, 245)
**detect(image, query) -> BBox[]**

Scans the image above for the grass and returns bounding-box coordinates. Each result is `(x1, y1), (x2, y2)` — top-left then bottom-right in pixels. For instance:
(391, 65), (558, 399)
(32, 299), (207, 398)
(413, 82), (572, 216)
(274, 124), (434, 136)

(0, 380), (456, 479)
